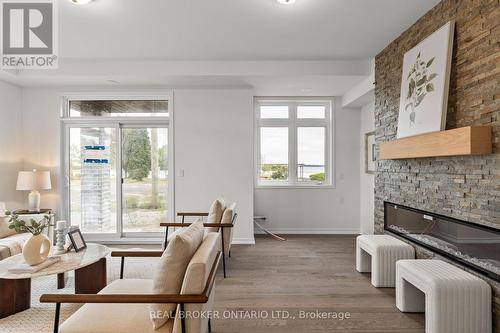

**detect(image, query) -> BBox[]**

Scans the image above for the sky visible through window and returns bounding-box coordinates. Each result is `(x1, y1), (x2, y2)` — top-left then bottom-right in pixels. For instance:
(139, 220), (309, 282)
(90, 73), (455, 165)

(260, 128), (324, 165)
(260, 128), (288, 164)
(298, 127), (325, 166)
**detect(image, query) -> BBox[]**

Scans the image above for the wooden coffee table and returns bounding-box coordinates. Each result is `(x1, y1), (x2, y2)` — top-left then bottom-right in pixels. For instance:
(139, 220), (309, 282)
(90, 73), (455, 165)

(0, 243), (110, 318)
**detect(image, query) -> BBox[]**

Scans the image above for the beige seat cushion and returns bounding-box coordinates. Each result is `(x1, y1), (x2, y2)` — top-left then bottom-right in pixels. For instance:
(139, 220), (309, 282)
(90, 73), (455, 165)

(150, 220), (205, 329)
(0, 216), (16, 239)
(173, 232), (221, 333)
(206, 198), (225, 233)
(221, 203), (236, 254)
(60, 279), (173, 333)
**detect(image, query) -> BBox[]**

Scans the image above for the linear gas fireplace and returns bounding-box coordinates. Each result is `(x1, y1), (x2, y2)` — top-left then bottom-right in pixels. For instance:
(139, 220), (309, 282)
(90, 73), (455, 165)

(384, 202), (500, 281)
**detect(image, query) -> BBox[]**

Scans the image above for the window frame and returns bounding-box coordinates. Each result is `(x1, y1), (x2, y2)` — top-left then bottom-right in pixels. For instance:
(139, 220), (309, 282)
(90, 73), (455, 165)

(59, 91), (175, 242)
(255, 97), (335, 189)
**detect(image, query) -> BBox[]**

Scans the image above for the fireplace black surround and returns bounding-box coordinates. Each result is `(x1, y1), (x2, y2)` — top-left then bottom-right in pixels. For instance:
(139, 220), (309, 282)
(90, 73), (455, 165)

(384, 201), (500, 281)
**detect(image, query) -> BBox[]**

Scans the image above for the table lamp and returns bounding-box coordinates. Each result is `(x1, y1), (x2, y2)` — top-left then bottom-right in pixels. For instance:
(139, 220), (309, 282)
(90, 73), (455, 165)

(16, 169), (52, 212)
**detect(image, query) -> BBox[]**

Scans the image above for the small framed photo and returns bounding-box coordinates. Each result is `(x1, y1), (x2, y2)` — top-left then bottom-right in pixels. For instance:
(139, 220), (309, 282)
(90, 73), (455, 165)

(68, 228), (87, 252)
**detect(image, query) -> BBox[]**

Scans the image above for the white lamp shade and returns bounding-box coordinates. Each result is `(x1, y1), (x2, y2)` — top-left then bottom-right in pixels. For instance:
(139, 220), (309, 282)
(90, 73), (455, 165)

(16, 170), (52, 191)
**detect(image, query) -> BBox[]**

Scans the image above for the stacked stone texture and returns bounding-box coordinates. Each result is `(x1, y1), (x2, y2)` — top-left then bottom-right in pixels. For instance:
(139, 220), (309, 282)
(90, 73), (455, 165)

(374, 0), (499, 330)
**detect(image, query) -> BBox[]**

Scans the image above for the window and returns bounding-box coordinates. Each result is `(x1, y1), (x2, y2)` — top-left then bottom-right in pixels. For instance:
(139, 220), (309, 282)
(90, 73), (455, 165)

(255, 98), (333, 187)
(69, 100), (168, 117)
(62, 94), (173, 240)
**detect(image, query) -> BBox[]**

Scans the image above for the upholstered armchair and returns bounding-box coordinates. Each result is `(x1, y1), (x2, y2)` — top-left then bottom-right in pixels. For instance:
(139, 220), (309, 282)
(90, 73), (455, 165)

(160, 200), (237, 278)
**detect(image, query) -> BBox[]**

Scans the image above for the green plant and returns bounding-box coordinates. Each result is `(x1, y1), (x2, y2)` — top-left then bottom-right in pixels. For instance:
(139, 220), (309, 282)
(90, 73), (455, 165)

(271, 165), (288, 180)
(309, 172), (325, 181)
(405, 52), (438, 125)
(261, 164), (288, 180)
(6, 211), (52, 235)
(123, 129), (151, 181)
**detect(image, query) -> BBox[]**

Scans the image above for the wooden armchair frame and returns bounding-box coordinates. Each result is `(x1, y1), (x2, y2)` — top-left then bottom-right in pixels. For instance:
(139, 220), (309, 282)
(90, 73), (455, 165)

(160, 212), (238, 278)
(111, 250), (163, 279)
(40, 252), (221, 333)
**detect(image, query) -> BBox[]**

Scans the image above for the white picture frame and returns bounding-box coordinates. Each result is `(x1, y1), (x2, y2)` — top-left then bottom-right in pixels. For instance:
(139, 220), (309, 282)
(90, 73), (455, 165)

(365, 131), (376, 174)
(397, 21), (455, 139)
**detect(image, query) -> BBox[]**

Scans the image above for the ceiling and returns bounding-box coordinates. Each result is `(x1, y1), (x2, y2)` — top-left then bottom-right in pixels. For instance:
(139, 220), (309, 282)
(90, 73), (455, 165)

(59, 0), (440, 61)
(1, 0), (440, 95)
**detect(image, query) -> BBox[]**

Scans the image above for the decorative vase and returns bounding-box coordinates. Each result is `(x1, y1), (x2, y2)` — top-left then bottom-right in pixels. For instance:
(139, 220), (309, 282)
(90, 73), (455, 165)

(23, 234), (51, 266)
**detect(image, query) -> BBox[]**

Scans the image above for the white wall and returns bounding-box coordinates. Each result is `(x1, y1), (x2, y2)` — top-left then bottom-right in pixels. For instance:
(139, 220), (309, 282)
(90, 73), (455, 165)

(21, 88), (61, 213)
(174, 89), (254, 244)
(254, 98), (361, 234)
(0, 80), (24, 209)
(20, 87), (255, 243)
(359, 101), (375, 234)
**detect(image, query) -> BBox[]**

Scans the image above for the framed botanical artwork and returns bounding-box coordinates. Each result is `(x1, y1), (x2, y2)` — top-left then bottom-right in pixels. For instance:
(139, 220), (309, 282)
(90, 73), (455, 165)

(365, 131), (376, 174)
(397, 21), (455, 138)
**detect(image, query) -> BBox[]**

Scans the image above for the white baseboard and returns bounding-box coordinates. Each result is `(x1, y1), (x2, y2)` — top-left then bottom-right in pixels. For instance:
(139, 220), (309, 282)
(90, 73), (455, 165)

(254, 228), (360, 235)
(232, 237), (256, 245)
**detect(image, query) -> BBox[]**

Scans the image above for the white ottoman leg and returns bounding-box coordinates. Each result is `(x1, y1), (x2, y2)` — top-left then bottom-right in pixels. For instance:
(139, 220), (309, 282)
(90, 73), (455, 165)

(427, 285), (492, 333)
(373, 252), (396, 287)
(374, 248), (413, 287)
(396, 277), (425, 313)
(356, 245), (371, 273)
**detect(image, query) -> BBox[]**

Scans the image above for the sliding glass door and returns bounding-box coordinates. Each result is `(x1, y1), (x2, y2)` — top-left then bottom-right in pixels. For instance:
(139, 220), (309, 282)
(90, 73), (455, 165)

(62, 96), (172, 240)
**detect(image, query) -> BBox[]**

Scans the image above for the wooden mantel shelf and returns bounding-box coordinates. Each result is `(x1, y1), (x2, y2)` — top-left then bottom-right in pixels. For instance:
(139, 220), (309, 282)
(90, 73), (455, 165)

(379, 126), (492, 160)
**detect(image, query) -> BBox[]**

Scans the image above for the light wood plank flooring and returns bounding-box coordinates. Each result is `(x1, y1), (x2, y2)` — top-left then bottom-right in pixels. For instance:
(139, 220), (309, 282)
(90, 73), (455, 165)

(212, 235), (424, 332)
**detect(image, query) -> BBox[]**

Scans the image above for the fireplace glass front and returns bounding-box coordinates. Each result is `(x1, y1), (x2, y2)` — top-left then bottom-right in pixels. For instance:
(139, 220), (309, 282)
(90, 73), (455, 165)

(384, 202), (500, 280)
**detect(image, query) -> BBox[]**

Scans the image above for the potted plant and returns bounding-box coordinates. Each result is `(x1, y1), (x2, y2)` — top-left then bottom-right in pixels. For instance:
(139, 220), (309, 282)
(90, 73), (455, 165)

(6, 211), (52, 265)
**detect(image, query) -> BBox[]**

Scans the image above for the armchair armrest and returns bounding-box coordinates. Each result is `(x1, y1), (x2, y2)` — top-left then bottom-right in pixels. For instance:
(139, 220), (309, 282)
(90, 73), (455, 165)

(203, 223), (234, 228)
(160, 222), (234, 228)
(111, 251), (163, 258)
(111, 250), (164, 279)
(177, 212), (208, 217)
(40, 293), (208, 304)
(160, 222), (192, 227)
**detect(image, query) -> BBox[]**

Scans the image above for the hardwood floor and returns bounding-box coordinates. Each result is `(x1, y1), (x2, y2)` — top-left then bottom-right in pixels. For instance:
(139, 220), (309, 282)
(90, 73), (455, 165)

(213, 235), (425, 332)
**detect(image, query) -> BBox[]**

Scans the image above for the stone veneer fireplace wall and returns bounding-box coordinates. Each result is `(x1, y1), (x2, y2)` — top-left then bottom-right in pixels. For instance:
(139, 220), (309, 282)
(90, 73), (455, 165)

(374, 0), (499, 330)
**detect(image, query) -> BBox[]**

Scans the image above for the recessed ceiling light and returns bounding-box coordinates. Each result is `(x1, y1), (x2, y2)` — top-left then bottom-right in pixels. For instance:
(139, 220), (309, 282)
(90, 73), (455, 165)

(70, 0), (93, 5)
(277, 0), (296, 4)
